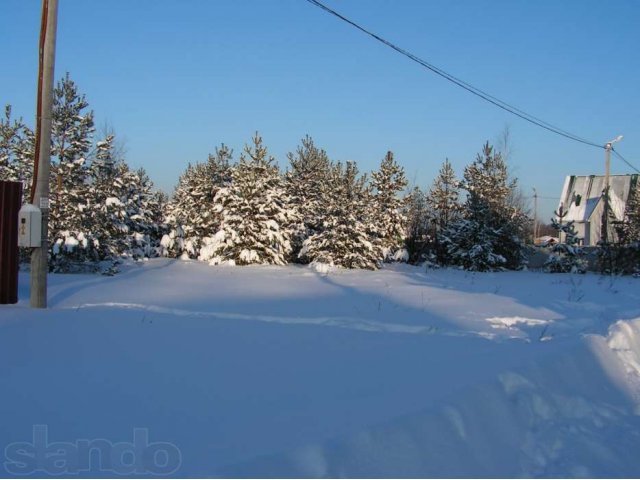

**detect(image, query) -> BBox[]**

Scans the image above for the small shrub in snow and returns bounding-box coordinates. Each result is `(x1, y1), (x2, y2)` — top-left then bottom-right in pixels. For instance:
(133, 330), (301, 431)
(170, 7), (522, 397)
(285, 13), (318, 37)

(545, 219), (585, 274)
(50, 230), (101, 273)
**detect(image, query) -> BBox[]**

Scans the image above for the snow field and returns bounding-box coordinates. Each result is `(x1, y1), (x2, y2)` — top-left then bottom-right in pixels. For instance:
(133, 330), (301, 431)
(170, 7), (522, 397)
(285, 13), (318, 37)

(1, 259), (640, 477)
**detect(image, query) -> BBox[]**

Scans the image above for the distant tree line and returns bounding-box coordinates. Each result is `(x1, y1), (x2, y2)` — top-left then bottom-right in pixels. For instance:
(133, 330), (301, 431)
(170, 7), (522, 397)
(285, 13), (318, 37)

(2, 74), (640, 274)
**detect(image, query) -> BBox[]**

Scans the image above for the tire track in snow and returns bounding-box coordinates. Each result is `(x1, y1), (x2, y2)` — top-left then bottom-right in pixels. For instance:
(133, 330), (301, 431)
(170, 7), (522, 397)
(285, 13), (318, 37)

(68, 302), (504, 340)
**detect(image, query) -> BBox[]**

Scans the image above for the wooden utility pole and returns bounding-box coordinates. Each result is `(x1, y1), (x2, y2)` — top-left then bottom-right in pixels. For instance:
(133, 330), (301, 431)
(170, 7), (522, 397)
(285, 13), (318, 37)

(602, 135), (623, 246)
(30, 0), (59, 308)
(532, 187), (538, 244)
(602, 142), (612, 245)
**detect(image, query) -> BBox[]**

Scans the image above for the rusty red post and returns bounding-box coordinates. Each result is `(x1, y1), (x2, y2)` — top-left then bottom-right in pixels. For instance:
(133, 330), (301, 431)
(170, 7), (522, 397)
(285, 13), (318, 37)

(0, 181), (23, 304)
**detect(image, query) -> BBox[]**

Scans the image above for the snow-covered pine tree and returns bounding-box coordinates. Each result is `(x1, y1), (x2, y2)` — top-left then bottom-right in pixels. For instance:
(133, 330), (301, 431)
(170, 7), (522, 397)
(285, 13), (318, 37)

(545, 219), (585, 273)
(440, 194), (505, 271)
(0, 105), (35, 263)
(301, 161), (382, 269)
(0, 105), (34, 201)
(199, 133), (296, 265)
(0, 105), (24, 182)
(87, 134), (129, 263)
(162, 144), (232, 258)
(120, 166), (164, 260)
(285, 135), (332, 260)
(427, 158), (461, 264)
(198, 144), (233, 239)
(427, 158), (461, 234)
(403, 186), (433, 264)
(620, 180), (640, 245)
(601, 179), (640, 274)
(162, 163), (198, 258)
(370, 151), (408, 261)
(48, 73), (100, 272)
(88, 134), (163, 265)
(442, 142), (528, 271)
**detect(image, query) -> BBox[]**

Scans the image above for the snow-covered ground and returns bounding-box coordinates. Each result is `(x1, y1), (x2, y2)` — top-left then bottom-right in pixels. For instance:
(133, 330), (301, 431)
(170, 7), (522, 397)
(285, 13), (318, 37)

(1, 259), (640, 477)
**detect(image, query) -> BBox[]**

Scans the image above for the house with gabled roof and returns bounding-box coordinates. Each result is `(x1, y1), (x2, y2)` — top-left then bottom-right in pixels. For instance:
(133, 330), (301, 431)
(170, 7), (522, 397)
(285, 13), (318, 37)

(556, 174), (638, 246)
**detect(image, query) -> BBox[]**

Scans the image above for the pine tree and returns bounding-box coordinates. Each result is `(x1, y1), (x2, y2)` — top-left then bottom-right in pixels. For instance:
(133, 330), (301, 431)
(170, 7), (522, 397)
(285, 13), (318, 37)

(88, 134), (163, 265)
(51, 73), (95, 165)
(545, 219), (585, 273)
(620, 181), (640, 244)
(120, 166), (164, 260)
(87, 134), (129, 261)
(162, 164), (199, 258)
(427, 159), (460, 233)
(3, 76), (163, 273)
(442, 142), (528, 271)
(301, 161), (381, 269)
(48, 73), (99, 272)
(198, 133), (296, 265)
(604, 180), (640, 275)
(427, 158), (461, 264)
(285, 136), (332, 260)
(441, 206), (507, 271)
(162, 144), (232, 258)
(370, 151), (408, 261)
(403, 186), (432, 263)
(199, 145), (233, 238)
(0, 105), (34, 201)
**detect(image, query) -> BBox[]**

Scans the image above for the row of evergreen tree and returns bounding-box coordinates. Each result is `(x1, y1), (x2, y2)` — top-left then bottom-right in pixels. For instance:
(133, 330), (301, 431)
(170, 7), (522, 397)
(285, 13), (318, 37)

(161, 134), (409, 269)
(3, 74), (640, 274)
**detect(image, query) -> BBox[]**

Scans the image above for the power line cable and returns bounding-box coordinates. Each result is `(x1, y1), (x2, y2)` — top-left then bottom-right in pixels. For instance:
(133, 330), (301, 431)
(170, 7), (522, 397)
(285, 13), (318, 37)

(305, 0), (604, 149)
(612, 148), (640, 174)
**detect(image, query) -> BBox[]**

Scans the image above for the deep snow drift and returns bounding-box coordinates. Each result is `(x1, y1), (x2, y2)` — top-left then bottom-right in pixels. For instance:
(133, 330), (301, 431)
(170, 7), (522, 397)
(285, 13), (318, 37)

(1, 259), (640, 477)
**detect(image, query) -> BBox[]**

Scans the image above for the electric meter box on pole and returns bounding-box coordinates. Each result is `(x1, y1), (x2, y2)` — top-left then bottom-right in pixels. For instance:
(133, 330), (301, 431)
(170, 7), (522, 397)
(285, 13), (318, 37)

(18, 204), (42, 248)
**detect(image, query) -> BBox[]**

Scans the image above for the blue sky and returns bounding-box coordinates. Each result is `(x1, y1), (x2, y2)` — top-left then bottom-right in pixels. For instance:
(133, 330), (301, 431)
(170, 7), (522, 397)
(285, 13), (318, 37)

(1, 0), (639, 221)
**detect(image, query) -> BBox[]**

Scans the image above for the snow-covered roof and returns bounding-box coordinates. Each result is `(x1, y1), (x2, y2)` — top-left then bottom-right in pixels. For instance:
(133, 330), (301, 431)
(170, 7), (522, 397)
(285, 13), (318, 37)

(556, 174), (637, 222)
